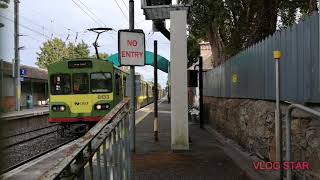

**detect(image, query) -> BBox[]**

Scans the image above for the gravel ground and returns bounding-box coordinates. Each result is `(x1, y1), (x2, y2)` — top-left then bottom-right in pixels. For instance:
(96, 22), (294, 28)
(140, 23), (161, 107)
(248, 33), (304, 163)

(1, 132), (75, 171)
(0, 116), (77, 172)
(3, 115), (50, 137)
(1, 125), (59, 147)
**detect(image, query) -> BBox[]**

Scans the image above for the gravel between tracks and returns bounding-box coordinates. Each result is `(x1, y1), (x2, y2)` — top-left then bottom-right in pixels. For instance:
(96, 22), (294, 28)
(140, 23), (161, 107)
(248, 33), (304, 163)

(0, 132), (75, 171)
(0, 115), (77, 172)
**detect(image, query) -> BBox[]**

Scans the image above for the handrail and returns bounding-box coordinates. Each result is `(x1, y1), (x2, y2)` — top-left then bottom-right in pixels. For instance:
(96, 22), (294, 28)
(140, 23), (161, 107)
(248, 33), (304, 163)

(1, 98), (131, 180)
(285, 103), (320, 180)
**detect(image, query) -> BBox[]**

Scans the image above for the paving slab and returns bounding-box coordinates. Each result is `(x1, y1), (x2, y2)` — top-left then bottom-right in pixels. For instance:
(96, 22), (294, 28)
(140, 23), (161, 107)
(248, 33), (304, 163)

(132, 100), (250, 180)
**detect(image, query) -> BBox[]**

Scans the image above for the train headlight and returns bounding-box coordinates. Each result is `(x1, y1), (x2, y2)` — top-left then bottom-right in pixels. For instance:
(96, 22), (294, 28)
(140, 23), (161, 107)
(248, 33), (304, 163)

(95, 103), (110, 110)
(52, 105), (66, 112)
(60, 106), (65, 112)
(96, 104), (102, 110)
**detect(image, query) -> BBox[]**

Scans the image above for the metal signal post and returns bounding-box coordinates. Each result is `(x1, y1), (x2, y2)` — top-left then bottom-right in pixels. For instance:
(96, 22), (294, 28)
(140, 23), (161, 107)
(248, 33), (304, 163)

(154, 40), (159, 141)
(129, 0), (136, 152)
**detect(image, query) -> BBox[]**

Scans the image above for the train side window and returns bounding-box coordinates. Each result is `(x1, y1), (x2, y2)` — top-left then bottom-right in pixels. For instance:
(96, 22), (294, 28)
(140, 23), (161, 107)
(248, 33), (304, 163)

(73, 73), (89, 94)
(146, 84), (148, 97)
(115, 74), (121, 95)
(90, 73), (112, 93)
(123, 76), (127, 97)
(50, 74), (71, 95)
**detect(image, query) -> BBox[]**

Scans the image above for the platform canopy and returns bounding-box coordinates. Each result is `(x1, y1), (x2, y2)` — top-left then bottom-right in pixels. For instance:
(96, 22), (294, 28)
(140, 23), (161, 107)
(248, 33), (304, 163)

(106, 51), (170, 73)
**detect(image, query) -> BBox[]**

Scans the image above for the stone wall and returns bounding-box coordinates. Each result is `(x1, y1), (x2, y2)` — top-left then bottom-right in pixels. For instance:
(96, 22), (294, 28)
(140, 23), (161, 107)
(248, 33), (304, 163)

(203, 97), (320, 178)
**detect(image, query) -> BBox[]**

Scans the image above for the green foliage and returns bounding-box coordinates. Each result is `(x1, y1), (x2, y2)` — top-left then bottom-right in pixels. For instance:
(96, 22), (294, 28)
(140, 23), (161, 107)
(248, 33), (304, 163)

(187, 35), (200, 67)
(183, 0), (318, 63)
(90, 53), (109, 59)
(67, 41), (90, 59)
(36, 38), (90, 69)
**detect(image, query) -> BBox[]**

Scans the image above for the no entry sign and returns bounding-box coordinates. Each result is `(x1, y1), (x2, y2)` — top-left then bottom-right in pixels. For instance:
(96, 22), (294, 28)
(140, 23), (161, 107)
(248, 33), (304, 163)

(118, 30), (146, 66)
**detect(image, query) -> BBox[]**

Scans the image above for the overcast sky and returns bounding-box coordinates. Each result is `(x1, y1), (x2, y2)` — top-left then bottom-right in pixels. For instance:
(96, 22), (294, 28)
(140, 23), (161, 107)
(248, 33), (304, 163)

(0, 0), (170, 88)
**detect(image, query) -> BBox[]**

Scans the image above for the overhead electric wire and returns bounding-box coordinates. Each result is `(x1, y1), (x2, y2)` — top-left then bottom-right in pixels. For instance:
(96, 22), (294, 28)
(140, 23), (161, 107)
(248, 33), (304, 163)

(120, 0), (129, 11)
(75, 0), (107, 27)
(24, 35), (43, 42)
(19, 1), (76, 33)
(112, 0), (129, 22)
(20, 16), (66, 38)
(71, 0), (104, 27)
(0, 14), (51, 39)
(5, 7), (70, 39)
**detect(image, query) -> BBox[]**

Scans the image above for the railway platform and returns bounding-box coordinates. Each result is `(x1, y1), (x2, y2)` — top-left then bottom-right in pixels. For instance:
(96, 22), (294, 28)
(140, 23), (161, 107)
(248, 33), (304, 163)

(84, 99), (263, 179)
(132, 100), (276, 180)
(0, 106), (49, 121)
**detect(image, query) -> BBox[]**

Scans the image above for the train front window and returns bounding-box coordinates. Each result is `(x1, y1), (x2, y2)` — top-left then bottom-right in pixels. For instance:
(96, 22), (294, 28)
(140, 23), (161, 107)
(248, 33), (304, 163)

(51, 74), (71, 95)
(73, 73), (89, 94)
(90, 73), (112, 93)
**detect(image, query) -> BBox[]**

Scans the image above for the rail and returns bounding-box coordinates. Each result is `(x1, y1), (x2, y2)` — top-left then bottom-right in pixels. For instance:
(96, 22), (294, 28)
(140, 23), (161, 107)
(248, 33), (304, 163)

(1, 98), (131, 180)
(285, 103), (320, 180)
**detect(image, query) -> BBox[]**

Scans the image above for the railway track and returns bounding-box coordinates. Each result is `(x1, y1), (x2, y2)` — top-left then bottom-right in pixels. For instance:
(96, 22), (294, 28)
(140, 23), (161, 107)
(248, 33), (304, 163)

(0, 124), (61, 149)
(0, 124), (59, 140)
(0, 137), (78, 174)
(0, 124), (79, 174)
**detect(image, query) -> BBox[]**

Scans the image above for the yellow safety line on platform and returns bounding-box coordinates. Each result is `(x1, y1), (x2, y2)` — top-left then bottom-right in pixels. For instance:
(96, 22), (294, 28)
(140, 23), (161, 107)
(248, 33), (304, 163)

(135, 99), (165, 125)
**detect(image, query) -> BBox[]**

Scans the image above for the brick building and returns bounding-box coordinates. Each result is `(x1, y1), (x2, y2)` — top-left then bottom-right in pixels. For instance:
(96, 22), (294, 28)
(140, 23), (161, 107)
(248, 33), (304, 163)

(199, 41), (213, 70)
(0, 60), (48, 112)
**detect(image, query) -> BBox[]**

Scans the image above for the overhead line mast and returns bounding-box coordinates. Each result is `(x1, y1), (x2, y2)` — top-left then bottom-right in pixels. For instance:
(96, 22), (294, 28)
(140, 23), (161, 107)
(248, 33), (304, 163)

(14, 0), (21, 111)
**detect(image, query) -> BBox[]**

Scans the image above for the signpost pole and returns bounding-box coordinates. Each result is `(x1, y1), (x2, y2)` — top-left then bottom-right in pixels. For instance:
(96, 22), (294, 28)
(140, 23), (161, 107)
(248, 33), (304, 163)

(199, 56), (204, 129)
(154, 40), (159, 141)
(129, 0), (136, 152)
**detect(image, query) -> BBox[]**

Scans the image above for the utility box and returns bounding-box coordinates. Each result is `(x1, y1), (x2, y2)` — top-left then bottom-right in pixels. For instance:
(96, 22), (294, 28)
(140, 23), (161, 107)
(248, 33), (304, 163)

(146, 0), (171, 6)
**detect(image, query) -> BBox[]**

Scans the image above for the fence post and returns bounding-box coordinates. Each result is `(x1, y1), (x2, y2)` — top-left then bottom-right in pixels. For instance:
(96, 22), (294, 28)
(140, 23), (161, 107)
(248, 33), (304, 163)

(273, 50), (283, 179)
(75, 152), (85, 180)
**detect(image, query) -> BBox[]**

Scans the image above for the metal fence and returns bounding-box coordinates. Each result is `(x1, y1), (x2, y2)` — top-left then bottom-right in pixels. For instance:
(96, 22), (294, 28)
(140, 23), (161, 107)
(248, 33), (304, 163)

(50, 99), (131, 180)
(203, 12), (320, 103)
(1, 99), (131, 180)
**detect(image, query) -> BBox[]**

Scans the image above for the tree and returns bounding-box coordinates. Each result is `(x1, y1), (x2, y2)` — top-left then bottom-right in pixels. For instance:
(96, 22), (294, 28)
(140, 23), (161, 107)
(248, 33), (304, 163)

(187, 35), (201, 67)
(90, 53), (109, 59)
(66, 41), (90, 59)
(182, 0), (318, 67)
(36, 38), (90, 69)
